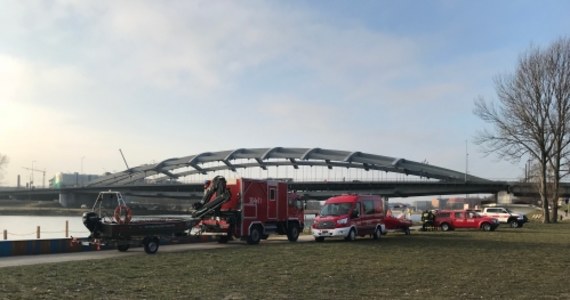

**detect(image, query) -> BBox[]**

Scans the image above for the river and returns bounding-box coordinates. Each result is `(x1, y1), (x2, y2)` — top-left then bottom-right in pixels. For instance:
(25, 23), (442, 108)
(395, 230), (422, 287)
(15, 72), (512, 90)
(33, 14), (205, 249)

(0, 215), (90, 241)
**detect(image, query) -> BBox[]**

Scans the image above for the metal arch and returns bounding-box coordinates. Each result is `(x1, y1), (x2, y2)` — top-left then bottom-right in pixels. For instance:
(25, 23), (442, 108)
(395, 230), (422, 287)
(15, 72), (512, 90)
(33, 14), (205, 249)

(343, 151), (362, 162)
(260, 147), (282, 160)
(300, 147), (321, 160)
(86, 147), (491, 186)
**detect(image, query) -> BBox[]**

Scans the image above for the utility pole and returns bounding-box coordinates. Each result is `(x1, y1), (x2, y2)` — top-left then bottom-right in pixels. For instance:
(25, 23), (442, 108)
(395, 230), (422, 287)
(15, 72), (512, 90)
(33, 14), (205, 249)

(31, 160), (35, 188)
(465, 140), (469, 182)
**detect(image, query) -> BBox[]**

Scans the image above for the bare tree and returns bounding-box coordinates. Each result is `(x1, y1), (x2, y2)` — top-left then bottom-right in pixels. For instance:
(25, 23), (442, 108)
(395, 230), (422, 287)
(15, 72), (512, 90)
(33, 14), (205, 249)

(474, 37), (570, 223)
(545, 38), (570, 222)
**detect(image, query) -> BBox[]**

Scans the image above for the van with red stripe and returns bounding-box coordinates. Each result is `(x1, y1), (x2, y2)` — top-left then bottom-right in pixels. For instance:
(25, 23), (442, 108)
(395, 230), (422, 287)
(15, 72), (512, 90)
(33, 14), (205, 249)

(311, 194), (386, 242)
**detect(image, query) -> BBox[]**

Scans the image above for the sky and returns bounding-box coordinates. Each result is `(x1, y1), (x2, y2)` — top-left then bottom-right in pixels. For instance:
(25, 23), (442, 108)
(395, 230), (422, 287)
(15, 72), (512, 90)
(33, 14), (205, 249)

(1, 0), (570, 188)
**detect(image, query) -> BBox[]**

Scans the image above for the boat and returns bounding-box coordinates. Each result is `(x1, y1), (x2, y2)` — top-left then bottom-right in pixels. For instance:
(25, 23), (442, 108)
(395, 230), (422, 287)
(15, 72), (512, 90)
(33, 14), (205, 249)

(74, 191), (200, 254)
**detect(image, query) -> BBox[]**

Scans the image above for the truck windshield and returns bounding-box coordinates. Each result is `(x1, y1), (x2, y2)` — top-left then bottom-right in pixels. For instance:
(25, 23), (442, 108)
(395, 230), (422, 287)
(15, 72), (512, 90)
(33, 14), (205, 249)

(320, 203), (352, 216)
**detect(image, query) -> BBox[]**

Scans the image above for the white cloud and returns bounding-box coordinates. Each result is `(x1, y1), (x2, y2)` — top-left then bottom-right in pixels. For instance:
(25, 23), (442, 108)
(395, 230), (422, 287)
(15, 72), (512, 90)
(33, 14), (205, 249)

(2, 1), (562, 186)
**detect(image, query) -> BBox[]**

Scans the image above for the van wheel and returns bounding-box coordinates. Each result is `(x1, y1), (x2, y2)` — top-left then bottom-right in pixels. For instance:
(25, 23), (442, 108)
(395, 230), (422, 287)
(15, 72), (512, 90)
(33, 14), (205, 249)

(373, 227), (382, 240)
(247, 226), (262, 245)
(345, 228), (356, 241)
(440, 223), (451, 232)
(315, 237), (325, 242)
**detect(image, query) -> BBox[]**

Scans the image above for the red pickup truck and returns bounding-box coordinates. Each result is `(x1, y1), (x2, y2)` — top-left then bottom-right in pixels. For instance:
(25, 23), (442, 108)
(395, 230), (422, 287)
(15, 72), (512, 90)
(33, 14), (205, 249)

(434, 210), (499, 231)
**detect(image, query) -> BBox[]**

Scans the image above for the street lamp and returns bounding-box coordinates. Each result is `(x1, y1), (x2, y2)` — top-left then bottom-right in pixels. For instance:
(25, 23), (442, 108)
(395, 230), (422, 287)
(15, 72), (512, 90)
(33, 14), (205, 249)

(31, 160), (36, 189)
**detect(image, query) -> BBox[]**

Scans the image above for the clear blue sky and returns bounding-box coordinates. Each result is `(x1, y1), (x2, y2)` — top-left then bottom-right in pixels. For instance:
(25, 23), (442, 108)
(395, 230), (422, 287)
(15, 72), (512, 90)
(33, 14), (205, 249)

(1, 1), (569, 187)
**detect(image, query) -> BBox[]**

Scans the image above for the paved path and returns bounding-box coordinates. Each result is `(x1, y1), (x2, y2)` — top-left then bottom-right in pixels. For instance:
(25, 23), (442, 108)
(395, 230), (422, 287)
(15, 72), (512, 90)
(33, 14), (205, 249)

(0, 235), (314, 268)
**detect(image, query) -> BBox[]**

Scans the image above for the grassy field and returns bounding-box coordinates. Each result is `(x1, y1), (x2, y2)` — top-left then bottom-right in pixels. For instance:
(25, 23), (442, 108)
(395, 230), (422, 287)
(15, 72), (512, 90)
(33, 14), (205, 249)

(1, 222), (570, 299)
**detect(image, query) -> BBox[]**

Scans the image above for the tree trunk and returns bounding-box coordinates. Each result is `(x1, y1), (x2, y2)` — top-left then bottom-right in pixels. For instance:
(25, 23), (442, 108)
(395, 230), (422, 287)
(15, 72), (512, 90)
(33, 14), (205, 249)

(541, 160), (551, 223)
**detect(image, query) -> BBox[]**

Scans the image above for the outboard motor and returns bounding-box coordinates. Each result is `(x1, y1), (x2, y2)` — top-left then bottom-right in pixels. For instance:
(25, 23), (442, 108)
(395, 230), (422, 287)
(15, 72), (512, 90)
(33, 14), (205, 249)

(82, 211), (102, 237)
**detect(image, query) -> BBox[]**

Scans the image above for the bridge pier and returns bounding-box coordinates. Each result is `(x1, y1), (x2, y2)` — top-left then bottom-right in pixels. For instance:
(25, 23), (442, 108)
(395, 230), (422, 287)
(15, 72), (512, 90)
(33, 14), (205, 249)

(59, 192), (76, 208)
(59, 192), (93, 208)
(497, 191), (514, 204)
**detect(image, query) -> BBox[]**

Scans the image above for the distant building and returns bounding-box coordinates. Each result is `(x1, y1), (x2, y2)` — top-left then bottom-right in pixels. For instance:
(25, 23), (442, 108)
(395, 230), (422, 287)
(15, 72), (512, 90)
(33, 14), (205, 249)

(427, 196), (486, 210)
(432, 198), (448, 209)
(49, 172), (100, 188)
(412, 200), (432, 211)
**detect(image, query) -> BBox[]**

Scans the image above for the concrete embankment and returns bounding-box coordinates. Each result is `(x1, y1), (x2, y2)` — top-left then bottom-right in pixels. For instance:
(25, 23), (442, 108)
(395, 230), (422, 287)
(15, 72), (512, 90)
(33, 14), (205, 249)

(0, 238), (98, 257)
(0, 235), (213, 257)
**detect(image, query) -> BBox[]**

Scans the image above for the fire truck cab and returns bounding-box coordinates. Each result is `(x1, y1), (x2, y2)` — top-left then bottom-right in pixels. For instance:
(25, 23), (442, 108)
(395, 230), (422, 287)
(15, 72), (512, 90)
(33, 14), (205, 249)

(311, 194), (386, 242)
(192, 177), (304, 245)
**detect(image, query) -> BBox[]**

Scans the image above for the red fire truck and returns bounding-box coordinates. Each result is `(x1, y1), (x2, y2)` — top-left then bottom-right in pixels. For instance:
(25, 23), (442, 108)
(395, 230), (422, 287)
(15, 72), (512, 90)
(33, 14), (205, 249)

(78, 176), (304, 254)
(191, 176), (305, 244)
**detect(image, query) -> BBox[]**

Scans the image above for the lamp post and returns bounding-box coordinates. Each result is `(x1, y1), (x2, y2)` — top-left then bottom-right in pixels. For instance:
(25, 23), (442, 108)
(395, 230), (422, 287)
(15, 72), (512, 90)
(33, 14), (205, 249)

(31, 160), (36, 189)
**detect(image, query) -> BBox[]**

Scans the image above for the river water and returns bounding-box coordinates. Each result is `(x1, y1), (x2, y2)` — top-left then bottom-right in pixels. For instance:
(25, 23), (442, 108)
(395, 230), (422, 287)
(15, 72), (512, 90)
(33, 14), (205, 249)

(0, 215), (91, 241)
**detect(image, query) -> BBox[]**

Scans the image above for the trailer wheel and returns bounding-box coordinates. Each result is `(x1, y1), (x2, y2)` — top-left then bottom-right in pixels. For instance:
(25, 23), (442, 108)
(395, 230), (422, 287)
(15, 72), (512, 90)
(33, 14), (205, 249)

(247, 226), (262, 245)
(143, 237), (160, 254)
(117, 244), (130, 252)
(286, 223), (300, 242)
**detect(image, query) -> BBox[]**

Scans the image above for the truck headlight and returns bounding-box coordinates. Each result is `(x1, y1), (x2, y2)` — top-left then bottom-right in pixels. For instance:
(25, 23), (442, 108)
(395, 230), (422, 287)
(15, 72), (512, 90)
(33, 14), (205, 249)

(337, 218), (348, 225)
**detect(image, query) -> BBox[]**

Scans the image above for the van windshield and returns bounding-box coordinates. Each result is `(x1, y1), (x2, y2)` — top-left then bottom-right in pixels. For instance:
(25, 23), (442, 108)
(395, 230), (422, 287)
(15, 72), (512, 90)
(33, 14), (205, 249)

(320, 203), (352, 217)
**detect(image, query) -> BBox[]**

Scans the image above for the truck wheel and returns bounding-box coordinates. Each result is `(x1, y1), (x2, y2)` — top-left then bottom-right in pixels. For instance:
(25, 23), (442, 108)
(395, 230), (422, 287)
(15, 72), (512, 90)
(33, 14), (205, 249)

(345, 228), (356, 241)
(117, 244), (130, 252)
(509, 220), (520, 228)
(143, 237), (160, 254)
(315, 236), (325, 242)
(247, 226), (262, 245)
(373, 227), (382, 240)
(481, 223), (492, 231)
(440, 223), (451, 232)
(286, 223), (300, 242)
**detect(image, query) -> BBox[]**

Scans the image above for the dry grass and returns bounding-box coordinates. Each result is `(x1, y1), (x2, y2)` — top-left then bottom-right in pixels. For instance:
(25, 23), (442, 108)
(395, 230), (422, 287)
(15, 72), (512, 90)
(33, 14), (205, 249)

(1, 222), (570, 299)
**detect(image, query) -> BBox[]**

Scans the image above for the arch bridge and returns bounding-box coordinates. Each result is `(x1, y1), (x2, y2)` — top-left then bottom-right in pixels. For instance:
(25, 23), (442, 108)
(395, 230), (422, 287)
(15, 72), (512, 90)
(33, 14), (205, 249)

(88, 147), (490, 187)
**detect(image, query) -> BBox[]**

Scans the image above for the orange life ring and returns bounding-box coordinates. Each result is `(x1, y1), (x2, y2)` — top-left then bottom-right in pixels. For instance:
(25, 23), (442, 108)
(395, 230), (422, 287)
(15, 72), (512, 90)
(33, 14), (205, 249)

(114, 205), (133, 224)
